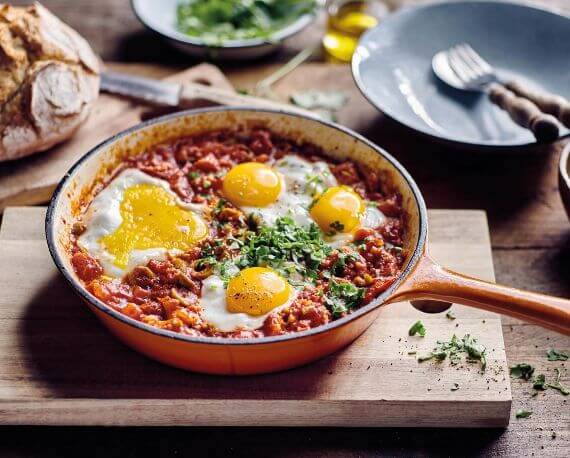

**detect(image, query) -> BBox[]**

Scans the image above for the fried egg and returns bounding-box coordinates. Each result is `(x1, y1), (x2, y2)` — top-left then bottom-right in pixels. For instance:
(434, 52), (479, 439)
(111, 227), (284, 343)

(222, 156), (337, 227)
(199, 266), (297, 332)
(222, 156), (385, 246)
(78, 169), (208, 277)
(310, 185), (386, 247)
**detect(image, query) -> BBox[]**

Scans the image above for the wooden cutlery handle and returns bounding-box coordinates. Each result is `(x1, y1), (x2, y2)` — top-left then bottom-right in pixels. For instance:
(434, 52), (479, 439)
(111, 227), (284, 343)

(505, 80), (570, 128)
(180, 83), (317, 118)
(488, 83), (560, 142)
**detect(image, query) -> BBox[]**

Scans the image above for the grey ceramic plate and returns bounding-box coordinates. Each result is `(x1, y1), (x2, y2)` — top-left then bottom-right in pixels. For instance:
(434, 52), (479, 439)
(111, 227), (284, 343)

(131, 0), (317, 60)
(352, 1), (570, 148)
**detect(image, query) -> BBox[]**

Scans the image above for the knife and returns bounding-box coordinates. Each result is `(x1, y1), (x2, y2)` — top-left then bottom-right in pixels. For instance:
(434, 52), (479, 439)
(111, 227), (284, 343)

(100, 71), (317, 118)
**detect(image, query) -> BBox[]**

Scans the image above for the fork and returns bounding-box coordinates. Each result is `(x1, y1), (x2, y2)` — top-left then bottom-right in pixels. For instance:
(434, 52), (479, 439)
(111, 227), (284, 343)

(445, 43), (570, 142)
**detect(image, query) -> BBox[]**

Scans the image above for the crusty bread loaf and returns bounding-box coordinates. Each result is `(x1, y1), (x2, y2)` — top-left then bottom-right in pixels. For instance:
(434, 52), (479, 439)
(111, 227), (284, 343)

(0, 2), (100, 161)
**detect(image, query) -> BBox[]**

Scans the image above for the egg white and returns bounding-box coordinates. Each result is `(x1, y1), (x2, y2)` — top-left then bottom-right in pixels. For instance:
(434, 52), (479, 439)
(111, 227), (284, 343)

(325, 205), (386, 248)
(77, 168), (206, 278)
(199, 269), (298, 332)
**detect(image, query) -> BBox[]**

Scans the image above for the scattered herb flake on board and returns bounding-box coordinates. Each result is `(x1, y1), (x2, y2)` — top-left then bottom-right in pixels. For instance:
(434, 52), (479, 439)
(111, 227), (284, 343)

(516, 409), (533, 419)
(418, 334), (487, 370)
(532, 374), (547, 390)
(547, 349), (568, 361)
(510, 363), (535, 380)
(445, 311), (456, 320)
(408, 320), (426, 337)
(546, 368), (569, 395)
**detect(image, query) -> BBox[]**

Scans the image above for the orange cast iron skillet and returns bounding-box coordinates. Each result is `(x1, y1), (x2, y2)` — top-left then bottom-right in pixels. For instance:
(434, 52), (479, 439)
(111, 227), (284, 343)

(46, 108), (570, 375)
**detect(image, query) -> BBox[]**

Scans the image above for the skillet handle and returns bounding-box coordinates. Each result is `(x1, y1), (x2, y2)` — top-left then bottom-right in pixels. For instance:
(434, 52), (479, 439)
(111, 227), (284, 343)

(387, 255), (570, 335)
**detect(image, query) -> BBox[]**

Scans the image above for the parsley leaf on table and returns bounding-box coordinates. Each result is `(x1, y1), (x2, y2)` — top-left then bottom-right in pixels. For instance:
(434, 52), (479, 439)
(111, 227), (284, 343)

(418, 334), (487, 370)
(510, 363), (535, 380)
(546, 368), (569, 396)
(516, 409), (533, 419)
(547, 349), (568, 361)
(532, 374), (547, 390)
(409, 320), (426, 337)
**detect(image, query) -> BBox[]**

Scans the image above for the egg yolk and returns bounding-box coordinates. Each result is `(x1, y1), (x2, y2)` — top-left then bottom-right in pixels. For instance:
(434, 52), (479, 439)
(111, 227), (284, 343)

(310, 186), (365, 233)
(222, 162), (282, 207)
(100, 183), (208, 269)
(226, 267), (292, 316)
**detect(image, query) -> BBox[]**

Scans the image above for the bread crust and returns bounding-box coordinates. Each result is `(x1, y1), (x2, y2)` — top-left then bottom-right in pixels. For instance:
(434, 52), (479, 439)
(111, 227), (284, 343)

(0, 2), (100, 161)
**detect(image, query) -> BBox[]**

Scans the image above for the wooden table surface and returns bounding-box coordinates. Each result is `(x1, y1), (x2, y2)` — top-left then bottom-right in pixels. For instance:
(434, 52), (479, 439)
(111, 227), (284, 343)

(3, 0), (569, 456)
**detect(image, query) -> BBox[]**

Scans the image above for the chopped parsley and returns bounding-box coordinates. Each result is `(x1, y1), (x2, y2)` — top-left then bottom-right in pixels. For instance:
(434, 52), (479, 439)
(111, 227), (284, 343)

(408, 320), (426, 337)
(516, 409), (532, 419)
(237, 216), (331, 281)
(324, 279), (364, 318)
(510, 363), (569, 396)
(547, 349), (568, 361)
(213, 198), (228, 216)
(305, 173), (324, 197)
(509, 363), (534, 380)
(326, 250), (360, 277)
(445, 311), (456, 320)
(418, 334), (487, 370)
(547, 368), (569, 395)
(194, 244), (218, 270)
(532, 373), (547, 390)
(510, 363), (535, 380)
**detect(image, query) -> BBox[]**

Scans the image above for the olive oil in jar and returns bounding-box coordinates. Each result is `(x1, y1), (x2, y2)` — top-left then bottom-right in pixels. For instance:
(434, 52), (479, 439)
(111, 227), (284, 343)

(323, 0), (388, 63)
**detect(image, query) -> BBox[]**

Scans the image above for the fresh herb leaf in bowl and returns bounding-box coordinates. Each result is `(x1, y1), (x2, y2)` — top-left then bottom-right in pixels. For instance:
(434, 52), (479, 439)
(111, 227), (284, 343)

(176, 0), (317, 45)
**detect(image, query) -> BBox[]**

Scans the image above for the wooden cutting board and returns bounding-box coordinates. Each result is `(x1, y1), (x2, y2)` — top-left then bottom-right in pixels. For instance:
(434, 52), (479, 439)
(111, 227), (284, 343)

(0, 207), (511, 427)
(0, 64), (235, 213)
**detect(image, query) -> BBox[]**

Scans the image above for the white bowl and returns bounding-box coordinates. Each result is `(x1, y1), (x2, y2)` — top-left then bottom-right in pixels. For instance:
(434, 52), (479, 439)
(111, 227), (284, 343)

(131, 0), (317, 60)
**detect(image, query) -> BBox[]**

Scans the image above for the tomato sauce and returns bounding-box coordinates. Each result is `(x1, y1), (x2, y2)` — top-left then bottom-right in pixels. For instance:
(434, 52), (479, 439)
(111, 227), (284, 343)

(70, 128), (406, 338)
